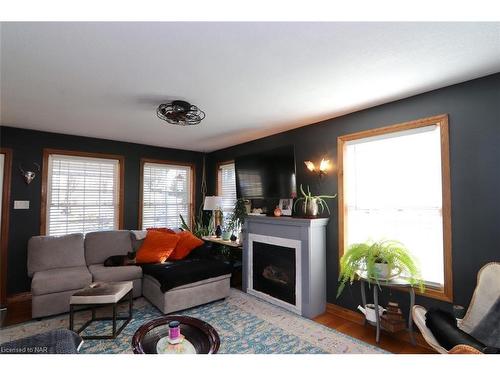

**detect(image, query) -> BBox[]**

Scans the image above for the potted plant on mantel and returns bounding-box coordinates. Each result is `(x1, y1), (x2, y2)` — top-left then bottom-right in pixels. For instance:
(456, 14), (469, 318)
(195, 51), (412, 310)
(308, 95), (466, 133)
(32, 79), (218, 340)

(336, 239), (424, 298)
(293, 184), (337, 217)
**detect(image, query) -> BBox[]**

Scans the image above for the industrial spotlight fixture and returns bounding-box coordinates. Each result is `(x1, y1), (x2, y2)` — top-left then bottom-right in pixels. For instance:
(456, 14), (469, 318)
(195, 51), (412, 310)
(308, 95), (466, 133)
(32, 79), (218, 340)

(156, 100), (206, 126)
(304, 158), (331, 178)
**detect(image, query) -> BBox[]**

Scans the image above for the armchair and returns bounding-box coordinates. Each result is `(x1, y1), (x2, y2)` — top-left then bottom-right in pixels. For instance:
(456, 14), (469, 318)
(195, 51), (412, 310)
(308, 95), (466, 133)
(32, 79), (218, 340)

(412, 262), (500, 354)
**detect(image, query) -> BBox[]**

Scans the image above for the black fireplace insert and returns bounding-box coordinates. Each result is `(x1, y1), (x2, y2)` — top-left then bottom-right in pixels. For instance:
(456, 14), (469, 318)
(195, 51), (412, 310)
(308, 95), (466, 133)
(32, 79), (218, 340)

(252, 241), (296, 306)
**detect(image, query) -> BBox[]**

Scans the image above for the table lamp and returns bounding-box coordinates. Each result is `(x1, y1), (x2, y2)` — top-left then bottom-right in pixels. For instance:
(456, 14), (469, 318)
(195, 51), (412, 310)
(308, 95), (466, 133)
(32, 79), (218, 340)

(203, 196), (223, 237)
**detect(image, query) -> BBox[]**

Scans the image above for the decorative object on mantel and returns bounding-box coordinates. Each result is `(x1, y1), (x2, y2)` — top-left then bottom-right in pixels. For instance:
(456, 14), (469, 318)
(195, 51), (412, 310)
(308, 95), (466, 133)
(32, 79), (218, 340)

(273, 206), (282, 217)
(19, 162), (40, 184)
(156, 100), (206, 126)
(381, 302), (407, 333)
(336, 239), (424, 298)
(293, 184), (337, 217)
(278, 198), (293, 216)
(304, 158), (331, 178)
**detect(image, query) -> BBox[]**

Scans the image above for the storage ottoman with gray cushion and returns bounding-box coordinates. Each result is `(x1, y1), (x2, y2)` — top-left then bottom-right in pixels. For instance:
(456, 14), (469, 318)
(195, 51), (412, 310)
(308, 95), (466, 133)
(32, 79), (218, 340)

(142, 274), (231, 314)
(84, 230), (142, 298)
(28, 233), (92, 318)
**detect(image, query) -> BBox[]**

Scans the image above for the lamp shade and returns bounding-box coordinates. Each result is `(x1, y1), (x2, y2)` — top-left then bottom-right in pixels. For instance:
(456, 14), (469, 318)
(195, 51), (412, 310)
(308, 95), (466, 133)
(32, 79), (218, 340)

(203, 196), (223, 211)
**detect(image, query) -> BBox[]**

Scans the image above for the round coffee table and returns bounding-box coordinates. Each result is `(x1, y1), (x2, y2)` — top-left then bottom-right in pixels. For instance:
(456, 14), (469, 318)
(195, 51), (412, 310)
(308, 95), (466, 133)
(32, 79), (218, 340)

(132, 316), (220, 354)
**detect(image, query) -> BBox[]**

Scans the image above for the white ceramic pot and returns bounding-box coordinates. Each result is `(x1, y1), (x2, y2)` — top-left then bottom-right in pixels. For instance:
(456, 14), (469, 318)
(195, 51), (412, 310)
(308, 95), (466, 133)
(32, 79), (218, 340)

(374, 263), (390, 279)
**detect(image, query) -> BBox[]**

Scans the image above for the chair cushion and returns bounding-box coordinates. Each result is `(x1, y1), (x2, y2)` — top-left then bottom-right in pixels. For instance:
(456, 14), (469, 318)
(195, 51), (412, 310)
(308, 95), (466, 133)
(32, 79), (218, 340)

(84, 230), (133, 265)
(135, 231), (180, 264)
(470, 297), (500, 348)
(169, 231), (204, 260)
(31, 266), (92, 296)
(27, 233), (86, 277)
(425, 308), (492, 353)
(88, 264), (142, 282)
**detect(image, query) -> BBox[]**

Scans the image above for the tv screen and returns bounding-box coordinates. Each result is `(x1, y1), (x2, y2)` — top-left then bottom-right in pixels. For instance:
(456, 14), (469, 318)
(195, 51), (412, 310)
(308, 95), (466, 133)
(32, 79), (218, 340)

(235, 145), (296, 199)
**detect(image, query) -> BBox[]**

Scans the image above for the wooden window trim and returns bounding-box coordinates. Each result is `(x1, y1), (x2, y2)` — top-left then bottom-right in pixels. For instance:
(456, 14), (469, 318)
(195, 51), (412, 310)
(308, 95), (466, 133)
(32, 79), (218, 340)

(40, 148), (125, 235)
(337, 114), (453, 302)
(138, 158), (196, 230)
(216, 160), (235, 196)
(0, 148), (12, 308)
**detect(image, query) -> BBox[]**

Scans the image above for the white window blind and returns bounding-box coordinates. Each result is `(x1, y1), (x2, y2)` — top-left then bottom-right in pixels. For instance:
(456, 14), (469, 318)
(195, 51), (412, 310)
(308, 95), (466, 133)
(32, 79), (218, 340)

(218, 162), (237, 213)
(46, 154), (120, 236)
(343, 125), (445, 287)
(142, 162), (192, 230)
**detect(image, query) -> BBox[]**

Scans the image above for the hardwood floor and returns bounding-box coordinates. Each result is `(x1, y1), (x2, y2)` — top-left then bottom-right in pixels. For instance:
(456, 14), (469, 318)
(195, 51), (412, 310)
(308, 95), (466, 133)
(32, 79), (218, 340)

(314, 311), (435, 354)
(2, 297), (31, 327)
(2, 297), (434, 354)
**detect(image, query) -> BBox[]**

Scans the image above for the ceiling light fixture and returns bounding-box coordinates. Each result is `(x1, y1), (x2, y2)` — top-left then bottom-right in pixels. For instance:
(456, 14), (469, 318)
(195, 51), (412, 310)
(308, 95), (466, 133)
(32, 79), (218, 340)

(156, 100), (206, 126)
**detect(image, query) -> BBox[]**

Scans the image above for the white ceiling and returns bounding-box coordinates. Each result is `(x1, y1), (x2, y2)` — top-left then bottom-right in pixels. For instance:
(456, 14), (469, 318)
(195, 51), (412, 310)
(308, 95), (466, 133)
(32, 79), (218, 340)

(1, 22), (499, 152)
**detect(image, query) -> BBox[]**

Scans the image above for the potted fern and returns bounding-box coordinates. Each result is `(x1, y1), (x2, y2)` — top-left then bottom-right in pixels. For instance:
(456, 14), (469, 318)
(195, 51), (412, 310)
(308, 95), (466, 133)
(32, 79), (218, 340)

(336, 239), (424, 298)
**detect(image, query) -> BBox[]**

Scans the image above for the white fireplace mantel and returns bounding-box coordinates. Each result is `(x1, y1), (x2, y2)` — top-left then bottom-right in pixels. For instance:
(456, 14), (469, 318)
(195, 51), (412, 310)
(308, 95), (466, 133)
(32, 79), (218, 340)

(242, 215), (329, 318)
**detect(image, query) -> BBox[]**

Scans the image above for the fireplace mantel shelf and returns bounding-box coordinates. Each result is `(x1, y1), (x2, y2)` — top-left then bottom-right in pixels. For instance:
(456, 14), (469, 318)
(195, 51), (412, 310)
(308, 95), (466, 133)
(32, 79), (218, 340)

(244, 215), (329, 227)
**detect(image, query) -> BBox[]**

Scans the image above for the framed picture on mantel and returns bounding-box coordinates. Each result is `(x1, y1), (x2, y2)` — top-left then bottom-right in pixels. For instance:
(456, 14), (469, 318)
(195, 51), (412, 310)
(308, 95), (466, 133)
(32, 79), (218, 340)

(279, 199), (293, 216)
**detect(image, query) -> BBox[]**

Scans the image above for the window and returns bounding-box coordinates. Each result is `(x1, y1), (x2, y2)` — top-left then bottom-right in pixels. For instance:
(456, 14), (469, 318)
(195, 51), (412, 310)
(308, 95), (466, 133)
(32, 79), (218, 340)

(140, 160), (193, 230)
(42, 150), (124, 236)
(338, 115), (452, 301)
(217, 161), (237, 214)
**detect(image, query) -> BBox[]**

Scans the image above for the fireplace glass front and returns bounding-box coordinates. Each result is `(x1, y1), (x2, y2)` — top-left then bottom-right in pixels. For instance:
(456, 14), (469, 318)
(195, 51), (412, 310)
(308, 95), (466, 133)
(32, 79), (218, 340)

(252, 241), (296, 305)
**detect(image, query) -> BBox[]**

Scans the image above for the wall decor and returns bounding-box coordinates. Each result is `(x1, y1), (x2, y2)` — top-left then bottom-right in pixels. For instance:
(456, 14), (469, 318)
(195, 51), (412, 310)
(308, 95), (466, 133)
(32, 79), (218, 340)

(279, 199), (293, 216)
(19, 162), (40, 184)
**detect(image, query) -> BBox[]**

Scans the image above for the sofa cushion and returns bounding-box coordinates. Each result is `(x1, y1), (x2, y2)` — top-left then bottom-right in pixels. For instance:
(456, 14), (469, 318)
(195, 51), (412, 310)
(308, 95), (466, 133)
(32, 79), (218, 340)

(28, 233), (86, 277)
(84, 230), (133, 265)
(88, 264), (142, 282)
(31, 266), (92, 296)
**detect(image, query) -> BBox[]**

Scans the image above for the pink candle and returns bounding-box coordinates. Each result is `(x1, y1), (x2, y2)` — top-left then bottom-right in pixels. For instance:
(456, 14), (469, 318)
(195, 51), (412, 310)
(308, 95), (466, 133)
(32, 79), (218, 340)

(168, 321), (180, 340)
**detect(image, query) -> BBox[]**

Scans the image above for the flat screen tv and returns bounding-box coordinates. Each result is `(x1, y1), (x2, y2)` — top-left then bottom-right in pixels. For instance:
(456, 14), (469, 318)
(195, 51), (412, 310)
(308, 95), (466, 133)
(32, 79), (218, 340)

(235, 145), (297, 199)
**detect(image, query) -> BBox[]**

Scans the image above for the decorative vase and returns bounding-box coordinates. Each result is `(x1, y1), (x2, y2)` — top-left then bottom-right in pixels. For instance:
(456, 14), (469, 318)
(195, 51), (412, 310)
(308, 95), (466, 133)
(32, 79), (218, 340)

(303, 198), (319, 217)
(222, 231), (231, 241)
(215, 225), (222, 238)
(274, 206), (282, 217)
(230, 233), (237, 242)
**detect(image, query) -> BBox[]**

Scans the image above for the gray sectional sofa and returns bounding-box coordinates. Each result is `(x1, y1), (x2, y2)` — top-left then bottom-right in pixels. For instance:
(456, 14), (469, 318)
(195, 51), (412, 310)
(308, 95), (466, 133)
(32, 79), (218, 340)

(27, 230), (231, 318)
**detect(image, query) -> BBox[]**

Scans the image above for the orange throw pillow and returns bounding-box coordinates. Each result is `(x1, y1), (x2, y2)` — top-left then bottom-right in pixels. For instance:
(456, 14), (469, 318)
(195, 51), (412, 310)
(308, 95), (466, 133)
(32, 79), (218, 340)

(136, 231), (180, 264)
(169, 231), (204, 260)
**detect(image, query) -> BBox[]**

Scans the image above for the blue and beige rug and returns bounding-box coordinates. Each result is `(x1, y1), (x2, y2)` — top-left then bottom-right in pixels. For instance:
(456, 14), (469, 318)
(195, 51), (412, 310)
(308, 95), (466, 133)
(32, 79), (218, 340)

(0, 289), (386, 354)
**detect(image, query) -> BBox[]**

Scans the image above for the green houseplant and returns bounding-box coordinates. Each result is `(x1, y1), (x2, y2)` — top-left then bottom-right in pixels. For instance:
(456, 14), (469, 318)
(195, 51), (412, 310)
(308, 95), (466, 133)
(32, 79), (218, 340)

(336, 239), (424, 298)
(293, 184), (337, 217)
(179, 203), (212, 238)
(227, 198), (248, 241)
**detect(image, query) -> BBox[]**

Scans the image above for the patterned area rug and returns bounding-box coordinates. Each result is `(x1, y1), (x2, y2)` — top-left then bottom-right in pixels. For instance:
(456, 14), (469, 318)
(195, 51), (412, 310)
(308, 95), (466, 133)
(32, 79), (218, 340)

(0, 289), (386, 354)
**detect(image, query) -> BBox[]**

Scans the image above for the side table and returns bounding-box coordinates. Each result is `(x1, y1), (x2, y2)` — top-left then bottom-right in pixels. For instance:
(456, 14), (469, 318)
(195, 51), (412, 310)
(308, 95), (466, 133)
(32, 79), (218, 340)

(357, 271), (416, 345)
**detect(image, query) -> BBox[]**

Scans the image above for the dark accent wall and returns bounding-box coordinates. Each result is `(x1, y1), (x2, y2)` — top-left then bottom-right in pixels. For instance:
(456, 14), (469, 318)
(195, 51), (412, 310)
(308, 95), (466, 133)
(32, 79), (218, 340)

(207, 73), (500, 314)
(0, 127), (205, 294)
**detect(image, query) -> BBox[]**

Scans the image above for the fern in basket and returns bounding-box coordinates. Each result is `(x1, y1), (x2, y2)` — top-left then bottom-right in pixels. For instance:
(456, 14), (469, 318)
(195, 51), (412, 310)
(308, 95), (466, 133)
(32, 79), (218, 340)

(336, 239), (424, 298)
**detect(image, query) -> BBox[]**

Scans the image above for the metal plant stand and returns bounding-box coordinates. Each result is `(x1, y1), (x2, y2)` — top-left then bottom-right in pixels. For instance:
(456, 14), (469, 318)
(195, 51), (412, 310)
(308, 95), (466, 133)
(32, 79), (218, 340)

(357, 271), (416, 345)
